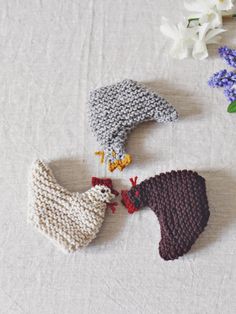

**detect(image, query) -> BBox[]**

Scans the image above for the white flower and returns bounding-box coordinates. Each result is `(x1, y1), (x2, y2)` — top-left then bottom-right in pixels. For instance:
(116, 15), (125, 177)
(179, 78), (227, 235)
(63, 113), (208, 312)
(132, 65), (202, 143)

(160, 18), (197, 59)
(184, 0), (224, 28)
(222, 0), (236, 15)
(160, 0), (232, 60)
(213, 0), (234, 11)
(192, 23), (226, 59)
(185, 0), (234, 12)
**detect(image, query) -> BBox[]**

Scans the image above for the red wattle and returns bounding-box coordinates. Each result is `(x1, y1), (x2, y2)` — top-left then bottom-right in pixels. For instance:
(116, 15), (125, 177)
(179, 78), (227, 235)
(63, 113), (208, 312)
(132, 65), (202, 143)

(121, 190), (139, 214)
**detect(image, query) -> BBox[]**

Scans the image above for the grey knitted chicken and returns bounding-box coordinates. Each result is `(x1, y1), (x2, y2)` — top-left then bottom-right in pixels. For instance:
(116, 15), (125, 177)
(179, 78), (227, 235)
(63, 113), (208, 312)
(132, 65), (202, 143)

(89, 79), (179, 172)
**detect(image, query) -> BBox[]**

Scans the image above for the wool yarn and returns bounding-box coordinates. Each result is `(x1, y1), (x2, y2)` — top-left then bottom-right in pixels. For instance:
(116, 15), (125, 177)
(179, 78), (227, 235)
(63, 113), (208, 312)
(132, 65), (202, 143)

(121, 170), (210, 260)
(89, 79), (178, 172)
(28, 160), (118, 253)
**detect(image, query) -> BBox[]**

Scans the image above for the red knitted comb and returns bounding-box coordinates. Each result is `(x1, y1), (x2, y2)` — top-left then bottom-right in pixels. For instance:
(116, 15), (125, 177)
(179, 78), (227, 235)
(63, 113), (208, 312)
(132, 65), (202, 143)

(130, 176), (138, 187)
(91, 177), (119, 196)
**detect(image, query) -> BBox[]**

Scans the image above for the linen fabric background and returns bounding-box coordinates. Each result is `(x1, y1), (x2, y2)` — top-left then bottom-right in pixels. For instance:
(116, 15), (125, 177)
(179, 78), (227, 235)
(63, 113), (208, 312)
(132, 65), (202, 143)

(0, 1), (236, 313)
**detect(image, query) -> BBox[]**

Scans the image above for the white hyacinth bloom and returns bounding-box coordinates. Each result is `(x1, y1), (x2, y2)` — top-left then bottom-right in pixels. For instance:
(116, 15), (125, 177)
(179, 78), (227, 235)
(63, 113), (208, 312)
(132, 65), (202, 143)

(192, 23), (226, 60)
(160, 18), (198, 59)
(160, 0), (234, 60)
(184, 0), (225, 27)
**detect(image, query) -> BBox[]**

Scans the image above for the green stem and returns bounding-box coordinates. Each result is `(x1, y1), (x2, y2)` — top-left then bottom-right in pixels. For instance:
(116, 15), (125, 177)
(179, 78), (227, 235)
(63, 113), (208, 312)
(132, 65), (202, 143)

(188, 15), (236, 27)
(187, 18), (200, 28)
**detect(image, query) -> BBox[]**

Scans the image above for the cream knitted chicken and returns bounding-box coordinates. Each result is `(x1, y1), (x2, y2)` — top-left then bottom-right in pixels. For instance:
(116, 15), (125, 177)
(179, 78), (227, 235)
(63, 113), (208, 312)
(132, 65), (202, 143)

(28, 160), (118, 253)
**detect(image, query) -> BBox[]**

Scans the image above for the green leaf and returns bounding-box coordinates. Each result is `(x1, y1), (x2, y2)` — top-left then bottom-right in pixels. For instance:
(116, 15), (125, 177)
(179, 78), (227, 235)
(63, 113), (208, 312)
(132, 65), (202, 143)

(227, 101), (236, 113)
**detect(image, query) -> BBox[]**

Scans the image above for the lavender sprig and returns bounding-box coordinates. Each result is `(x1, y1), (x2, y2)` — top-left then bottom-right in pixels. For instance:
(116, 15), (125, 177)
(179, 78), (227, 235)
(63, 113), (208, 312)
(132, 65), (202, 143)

(219, 46), (236, 69)
(208, 69), (236, 88)
(224, 87), (236, 103)
(208, 46), (236, 113)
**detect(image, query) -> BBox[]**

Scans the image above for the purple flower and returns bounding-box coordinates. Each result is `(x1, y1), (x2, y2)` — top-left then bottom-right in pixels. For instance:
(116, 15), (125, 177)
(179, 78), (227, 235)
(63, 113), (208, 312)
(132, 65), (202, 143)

(208, 69), (236, 88)
(208, 46), (236, 109)
(219, 46), (236, 69)
(224, 87), (236, 102)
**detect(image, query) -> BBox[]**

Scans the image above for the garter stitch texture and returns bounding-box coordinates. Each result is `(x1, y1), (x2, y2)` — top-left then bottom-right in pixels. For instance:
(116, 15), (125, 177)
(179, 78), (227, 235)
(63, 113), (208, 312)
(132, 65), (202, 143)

(89, 79), (179, 172)
(28, 160), (117, 253)
(121, 170), (210, 260)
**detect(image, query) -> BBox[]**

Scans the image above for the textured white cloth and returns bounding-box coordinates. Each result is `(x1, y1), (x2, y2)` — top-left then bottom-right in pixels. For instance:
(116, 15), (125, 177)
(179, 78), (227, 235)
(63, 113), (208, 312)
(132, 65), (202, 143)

(1, 1), (236, 314)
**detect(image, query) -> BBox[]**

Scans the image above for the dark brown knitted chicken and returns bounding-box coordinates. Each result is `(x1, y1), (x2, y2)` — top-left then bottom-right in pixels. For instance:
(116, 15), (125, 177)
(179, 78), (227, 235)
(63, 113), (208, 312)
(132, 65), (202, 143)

(121, 170), (210, 260)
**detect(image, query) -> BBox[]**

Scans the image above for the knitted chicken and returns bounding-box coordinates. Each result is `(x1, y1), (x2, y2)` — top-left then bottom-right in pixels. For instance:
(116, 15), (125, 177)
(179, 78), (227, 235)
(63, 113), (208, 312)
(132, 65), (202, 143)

(28, 160), (118, 253)
(89, 79), (179, 172)
(121, 170), (210, 260)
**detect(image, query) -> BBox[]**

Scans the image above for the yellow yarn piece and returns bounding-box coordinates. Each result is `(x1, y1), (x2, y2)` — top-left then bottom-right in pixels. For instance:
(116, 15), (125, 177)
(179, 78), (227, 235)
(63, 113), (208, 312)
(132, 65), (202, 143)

(108, 154), (132, 172)
(95, 151), (105, 164)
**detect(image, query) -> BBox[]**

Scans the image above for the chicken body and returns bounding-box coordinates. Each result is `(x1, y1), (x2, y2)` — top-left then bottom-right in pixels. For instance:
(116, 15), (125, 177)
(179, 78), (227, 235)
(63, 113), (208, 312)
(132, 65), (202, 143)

(28, 160), (115, 252)
(89, 79), (178, 172)
(121, 170), (210, 260)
